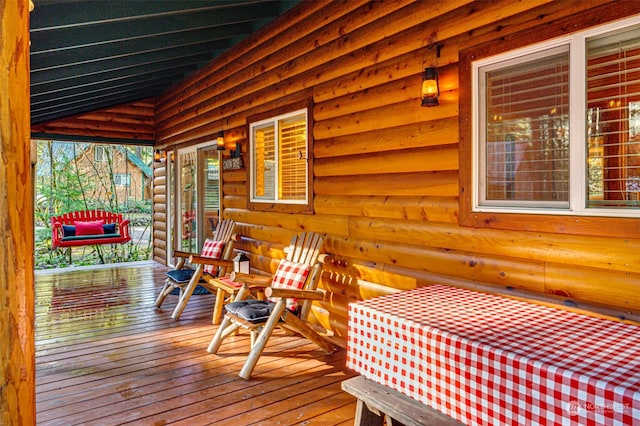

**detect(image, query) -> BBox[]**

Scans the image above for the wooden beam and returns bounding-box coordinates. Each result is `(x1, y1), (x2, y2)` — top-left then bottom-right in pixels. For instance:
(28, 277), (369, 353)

(0, 0), (35, 423)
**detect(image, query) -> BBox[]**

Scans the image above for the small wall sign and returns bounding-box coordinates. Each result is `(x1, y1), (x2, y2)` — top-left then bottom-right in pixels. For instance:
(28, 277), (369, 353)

(223, 156), (244, 170)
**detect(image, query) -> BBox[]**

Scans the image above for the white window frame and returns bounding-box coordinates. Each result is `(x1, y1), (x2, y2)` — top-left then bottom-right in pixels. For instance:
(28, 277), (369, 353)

(472, 14), (640, 219)
(113, 173), (131, 187)
(249, 108), (309, 205)
(174, 141), (219, 252)
(94, 145), (106, 162)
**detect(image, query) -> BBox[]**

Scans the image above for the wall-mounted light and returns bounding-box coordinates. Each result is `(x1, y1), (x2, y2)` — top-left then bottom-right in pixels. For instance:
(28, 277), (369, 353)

(153, 149), (165, 163)
(223, 142), (244, 170)
(232, 142), (241, 158)
(216, 131), (225, 151)
(421, 67), (440, 107)
(421, 39), (443, 107)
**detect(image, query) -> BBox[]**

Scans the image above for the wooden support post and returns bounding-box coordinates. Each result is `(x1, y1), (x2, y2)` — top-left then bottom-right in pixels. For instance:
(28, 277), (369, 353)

(0, 0), (35, 423)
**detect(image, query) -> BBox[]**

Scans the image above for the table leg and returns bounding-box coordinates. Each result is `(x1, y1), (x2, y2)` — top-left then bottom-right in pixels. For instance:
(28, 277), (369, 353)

(354, 399), (384, 426)
(212, 287), (226, 324)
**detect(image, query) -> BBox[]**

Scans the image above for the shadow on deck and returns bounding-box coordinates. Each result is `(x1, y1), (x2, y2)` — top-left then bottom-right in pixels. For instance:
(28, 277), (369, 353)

(35, 261), (356, 425)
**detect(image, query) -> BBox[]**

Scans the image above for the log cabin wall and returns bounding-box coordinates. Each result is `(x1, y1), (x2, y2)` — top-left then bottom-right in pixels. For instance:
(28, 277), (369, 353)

(31, 99), (156, 143)
(152, 162), (168, 263)
(154, 0), (640, 342)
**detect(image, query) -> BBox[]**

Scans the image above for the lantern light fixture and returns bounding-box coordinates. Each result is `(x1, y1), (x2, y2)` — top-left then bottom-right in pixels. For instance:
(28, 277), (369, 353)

(421, 67), (440, 107)
(216, 131), (225, 151)
(153, 149), (165, 163)
(421, 39), (443, 107)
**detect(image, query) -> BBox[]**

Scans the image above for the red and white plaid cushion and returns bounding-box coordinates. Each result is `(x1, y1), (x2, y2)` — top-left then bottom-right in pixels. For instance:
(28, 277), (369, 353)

(200, 239), (224, 275)
(269, 259), (311, 311)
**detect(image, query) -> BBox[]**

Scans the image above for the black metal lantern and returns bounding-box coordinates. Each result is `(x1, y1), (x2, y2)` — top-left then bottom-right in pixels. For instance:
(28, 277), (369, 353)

(216, 131), (225, 151)
(153, 149), (165, 163)
(421, 67), (439, 107)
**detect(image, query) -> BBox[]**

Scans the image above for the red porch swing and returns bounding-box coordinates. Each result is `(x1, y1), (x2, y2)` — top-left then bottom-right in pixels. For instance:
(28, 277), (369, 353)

(51, 210), (131, 250)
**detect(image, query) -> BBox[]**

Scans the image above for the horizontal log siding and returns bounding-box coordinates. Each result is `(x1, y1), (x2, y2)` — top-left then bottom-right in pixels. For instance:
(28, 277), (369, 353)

(31, 100), (155, 142)
(154, 0), (640, 340)
(152, 164), (167, 264)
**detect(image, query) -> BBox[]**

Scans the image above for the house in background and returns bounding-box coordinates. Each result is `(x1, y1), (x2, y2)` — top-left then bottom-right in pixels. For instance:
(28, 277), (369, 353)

(35, 141), (152, 212)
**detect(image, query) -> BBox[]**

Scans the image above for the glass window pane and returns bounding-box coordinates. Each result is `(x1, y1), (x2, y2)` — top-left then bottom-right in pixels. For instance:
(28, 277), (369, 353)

(482, 49), (570, 207)
(179, 151), (197, 252)
(253, 123), (275, 200)
(279, 113), (307, 201)
(201, 147), (219, 238)
(587, 24), (640, 209)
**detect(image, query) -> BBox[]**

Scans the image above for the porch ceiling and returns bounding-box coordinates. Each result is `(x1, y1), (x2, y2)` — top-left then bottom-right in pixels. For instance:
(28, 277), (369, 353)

(29, 0), (299, 126)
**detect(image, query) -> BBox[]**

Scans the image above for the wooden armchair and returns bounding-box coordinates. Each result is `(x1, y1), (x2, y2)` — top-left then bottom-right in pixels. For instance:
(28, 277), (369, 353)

(207, 232), (335, 380)
(155, 219), (237, 321)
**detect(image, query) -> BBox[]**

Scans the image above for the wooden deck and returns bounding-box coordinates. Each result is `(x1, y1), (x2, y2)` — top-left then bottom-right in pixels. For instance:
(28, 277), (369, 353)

(35, 261), (357, 425)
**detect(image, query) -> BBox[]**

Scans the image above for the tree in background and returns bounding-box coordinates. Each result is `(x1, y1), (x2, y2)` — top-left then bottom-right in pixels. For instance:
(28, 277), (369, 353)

(34, 140), (152, 268)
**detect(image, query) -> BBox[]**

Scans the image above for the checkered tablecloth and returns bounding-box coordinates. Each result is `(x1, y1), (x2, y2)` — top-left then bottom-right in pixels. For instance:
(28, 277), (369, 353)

(346, 285), (640, 425)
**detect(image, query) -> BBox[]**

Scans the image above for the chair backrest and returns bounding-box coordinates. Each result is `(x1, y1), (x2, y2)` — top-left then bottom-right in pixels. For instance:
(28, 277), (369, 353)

(275, 232), (324, 317)
(212, 218), (234, 241)
(205, 218), (236, 275)
(213, 219), (236, 248)
(283, 232), (323, 271)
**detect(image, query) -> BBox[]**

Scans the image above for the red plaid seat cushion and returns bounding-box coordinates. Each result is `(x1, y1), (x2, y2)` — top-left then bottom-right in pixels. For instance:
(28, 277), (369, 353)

(200, 239), (224, 275)
(269, 259), (311, 311)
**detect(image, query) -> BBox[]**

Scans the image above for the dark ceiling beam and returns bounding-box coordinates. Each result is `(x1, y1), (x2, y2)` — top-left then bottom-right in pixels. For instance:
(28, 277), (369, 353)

(30, 7), (276, 53)
(30, 0), (283, 29)
(32, 78), (174, 112)
(30, 49), (217, 87)
(31, 68), (191, 105)
(31, 42), (228, 81)
(31, 55), (212, 94)
(30, 34), (237, 72)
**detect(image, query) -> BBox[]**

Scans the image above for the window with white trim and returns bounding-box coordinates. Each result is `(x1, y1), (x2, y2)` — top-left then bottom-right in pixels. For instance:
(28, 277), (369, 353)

(250, 108), (309, 205)
(474, 17), (640, 217)
(113, 173), (131, 187)
(94, 145), (106, 162)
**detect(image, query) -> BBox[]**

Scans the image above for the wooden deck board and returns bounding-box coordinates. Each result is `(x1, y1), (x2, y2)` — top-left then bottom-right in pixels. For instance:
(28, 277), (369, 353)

(35, 261), (356, 425)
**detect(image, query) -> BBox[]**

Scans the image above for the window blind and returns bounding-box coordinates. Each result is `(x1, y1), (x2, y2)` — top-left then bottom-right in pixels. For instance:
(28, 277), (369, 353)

(204, 156), (219, 210)
(483, 49), (570, 205)
(587, 25), (640, 208)
(253, 124), (275, 199)
(278, 115), (306, 200)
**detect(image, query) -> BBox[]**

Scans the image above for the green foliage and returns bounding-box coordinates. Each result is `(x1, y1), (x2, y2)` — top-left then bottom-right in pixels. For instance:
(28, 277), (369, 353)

(34, 140), (153, 269)
(118, 199), (152, 214)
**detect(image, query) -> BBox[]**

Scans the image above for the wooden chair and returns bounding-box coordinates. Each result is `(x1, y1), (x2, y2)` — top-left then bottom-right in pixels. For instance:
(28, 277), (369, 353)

(207, 232), (335, 380)
(155, 219), (237, 321)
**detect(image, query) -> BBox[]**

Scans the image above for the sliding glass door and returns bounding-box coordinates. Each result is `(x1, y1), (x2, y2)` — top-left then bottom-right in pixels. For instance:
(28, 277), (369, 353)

(199, 146), (220, 242)
(172, 144), (220, 257)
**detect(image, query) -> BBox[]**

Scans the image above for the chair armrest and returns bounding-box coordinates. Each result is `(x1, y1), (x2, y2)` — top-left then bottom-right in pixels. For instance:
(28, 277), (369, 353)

(119, 219), (131, 238)
(188, 254), (234, 268)
(51, 221), (63, 249)
(229, 272), (272, 287)
(173, 250), (197, 260)
(265, 287), (325, 301)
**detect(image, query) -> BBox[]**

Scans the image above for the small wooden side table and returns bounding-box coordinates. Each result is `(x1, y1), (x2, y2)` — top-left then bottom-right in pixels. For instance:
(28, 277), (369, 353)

(208, 277), (243, 324)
